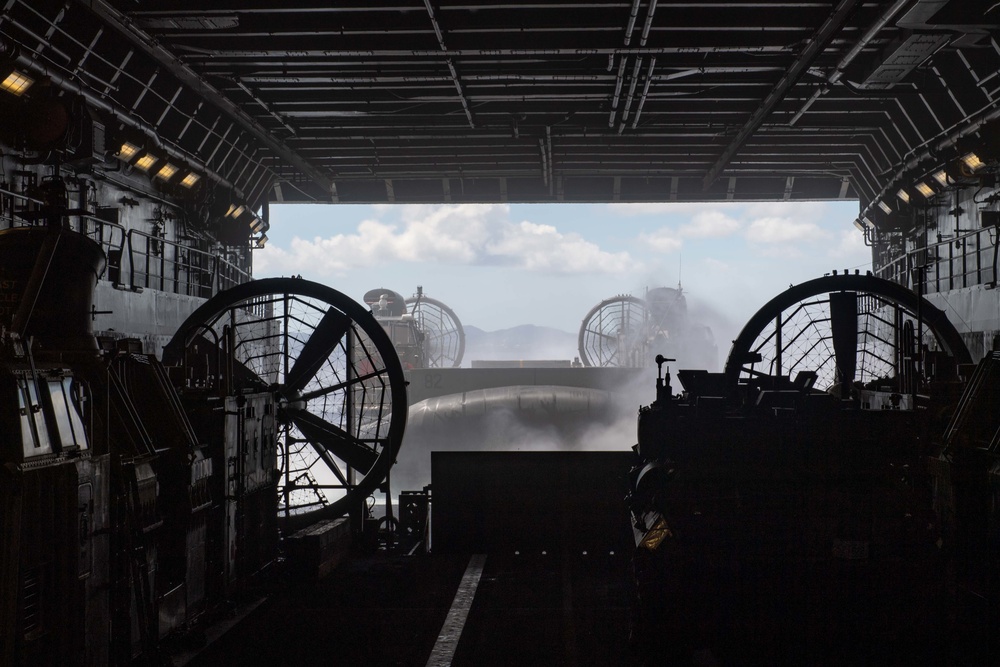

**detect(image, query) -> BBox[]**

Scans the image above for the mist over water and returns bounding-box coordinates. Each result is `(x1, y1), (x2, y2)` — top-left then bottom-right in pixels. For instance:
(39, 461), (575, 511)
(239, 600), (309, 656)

(387, 286), (727, 494)
(685, 299), (741, 370)
(391, 370), (657, 493)
(462, 324), (579, 366)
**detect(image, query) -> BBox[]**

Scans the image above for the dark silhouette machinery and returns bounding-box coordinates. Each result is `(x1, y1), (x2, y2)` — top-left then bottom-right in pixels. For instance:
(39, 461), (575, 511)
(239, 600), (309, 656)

(165, 278), (407, 528)
(626, 273), (992, 663)
(5, 223), (1000, 664)
(578, 286), (717, 370)
(0, 227), (407, 664)
(365, 286), (465, 369)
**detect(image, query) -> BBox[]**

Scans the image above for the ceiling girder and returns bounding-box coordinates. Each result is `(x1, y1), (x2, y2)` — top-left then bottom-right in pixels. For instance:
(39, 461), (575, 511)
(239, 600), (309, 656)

(0, 0), (992, 208)
(702, 0), (862, 189)
(422, 0), (475, 129)
(78, 0), (333, 197)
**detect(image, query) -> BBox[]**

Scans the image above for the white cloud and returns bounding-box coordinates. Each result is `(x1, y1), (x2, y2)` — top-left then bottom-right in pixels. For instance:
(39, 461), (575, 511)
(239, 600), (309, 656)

(745, 216), (828, 244)
(487, 220), (634, 274)
(702, 257), (734, 273)
(744, 201), (831, 220)
(828, 228), (872, 263)
(755, 244), (806, 259)
(607, 202), (735, 217)
(255, 204), (635, 277)
(639, 228), (683, 253)
(680, 210), (742, 238)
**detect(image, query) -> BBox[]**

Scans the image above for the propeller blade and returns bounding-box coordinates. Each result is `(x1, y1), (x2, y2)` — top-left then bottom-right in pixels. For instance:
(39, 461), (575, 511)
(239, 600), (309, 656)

(829, 290), (858, 385)
(285, 307), (351, 392)
(287, 408), (379, 472)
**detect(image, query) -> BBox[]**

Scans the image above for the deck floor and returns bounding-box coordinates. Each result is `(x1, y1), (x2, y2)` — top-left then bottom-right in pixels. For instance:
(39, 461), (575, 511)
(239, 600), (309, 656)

(184, 548), (639, 667)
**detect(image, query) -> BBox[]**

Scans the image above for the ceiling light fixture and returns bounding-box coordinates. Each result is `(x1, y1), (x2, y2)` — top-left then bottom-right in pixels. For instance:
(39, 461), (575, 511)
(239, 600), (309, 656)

(961, 152), (985, 171)
(156, 163), (178, 180)
(915, 181), (935, 198)
(180, 172), (200, 188)
(118, 142), (141, 161)
(932, 170), (951, 187)
(134, 153), (157, 172)
(878, 200), (892, 214)
(0, 70), (33, 96)
(897, 188), (910, 204)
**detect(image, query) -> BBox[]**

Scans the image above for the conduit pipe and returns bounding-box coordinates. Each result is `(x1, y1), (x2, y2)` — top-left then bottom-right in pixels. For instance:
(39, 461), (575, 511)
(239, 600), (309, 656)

(631, 58), (657, 130)
(2, 38), (246, 200)
(860, 101), (1000, 222)
(789, 0), (911, 126)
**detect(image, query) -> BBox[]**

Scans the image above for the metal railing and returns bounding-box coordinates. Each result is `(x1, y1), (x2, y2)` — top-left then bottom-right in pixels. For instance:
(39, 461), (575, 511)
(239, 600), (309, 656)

(0, 184), (253, 299)
(127, 229), (250, 298)
(877, 226), (998, 294)
(79, 215), (128, 284)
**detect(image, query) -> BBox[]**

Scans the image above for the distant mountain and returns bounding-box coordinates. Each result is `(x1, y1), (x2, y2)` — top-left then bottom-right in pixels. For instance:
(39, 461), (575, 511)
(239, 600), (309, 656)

(463, 324), (578, 365)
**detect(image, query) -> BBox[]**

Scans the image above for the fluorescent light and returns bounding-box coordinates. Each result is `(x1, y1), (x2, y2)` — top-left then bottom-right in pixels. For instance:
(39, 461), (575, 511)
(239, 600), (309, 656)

(156, 163), (178, 180)
(915, 182), (935, 198)
(118, 142), (140, 160)
(229, 204), (246, 219)
(254, 234), (268, 249)
(878, 200), (892, 214)
(962, 152), (985, 171)
(225, 203), (238, 217)
(134, 154), (157, 171)
(897, 188), (910, 203)
(249, 217), (264, 233)
(0, 71), (33, 96)
(862, 216), (874, 229)
(180, 172), (200, 188)
(853, 219), (865, 232)
(932, 170), (951, 187)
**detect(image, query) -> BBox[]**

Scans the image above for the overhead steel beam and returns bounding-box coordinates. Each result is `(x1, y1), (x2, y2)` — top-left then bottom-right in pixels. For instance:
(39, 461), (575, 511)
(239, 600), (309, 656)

(232, 78), (299, 137)
(176, 46), (794, 58)
(77, 0), (335, 197)
(2, 37), (246, 199)
(702, 0), (861, 189)
(859, 98), (1000, 221)
(789, 0), (910, 126)
(423, 0), (476, 129)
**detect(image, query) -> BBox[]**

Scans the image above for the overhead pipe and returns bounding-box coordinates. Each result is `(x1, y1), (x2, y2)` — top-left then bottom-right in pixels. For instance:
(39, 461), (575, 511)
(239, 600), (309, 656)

(703, 0), (861, 189)
(233, 79), (299, 137)
(611, 0), (660, 129)
(239, 74), (616, 84)
(546, 126), (554, 196)
(633, 64), (800, 129)
(238, 64), (769, 85)
(859, 100), (1000, 221)
(1, 38), (246, 200)
(538, 138), (549, 187)
(789, 0), (911, 126)
(81, 0), (334, 197)
(423, 0), (476, 129)
(623, 0), (642, 46)
(608, 57), (628, 128)
(191, 46), (794, 59)
(619, 57), (644, 133)
(631, 57), (657, 130)
(639, 0), (659, 46)
(618, 0), (658, 133)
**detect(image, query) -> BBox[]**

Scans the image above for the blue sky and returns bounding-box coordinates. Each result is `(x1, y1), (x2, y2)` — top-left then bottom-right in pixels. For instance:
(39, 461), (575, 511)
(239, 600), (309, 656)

(255, 200), (870, 348)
